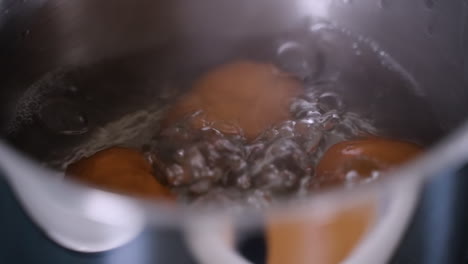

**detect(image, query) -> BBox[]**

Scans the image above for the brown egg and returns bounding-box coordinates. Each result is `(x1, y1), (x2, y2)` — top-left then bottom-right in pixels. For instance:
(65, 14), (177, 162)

(162, 60), (303, 141)
(66, 147), (174, 200)
(267, 139), (420, 264)
(267, 201), (376, 264)
(314, 138), (422, 189)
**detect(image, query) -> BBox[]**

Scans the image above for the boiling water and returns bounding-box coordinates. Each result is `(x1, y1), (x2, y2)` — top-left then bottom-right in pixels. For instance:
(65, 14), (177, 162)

(7, 21), (425, 207)
(149, 87), (378, 208)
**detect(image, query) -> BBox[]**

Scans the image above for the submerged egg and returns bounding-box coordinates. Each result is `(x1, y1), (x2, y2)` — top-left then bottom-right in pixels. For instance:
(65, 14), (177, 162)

(313, 138), (422, 188)
(267, 202), (376, 264)
(162, 60), (303, 141)
(66, 147), (174, 200)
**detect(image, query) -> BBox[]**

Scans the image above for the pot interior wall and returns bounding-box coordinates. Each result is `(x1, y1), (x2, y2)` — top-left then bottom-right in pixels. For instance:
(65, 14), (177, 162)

(0, 0), (467, 165)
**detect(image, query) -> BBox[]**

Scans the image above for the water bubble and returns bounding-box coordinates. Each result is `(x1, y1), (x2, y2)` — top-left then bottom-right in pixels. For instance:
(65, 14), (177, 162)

(185, 146), (210, 179)
(319, 112), (340, 131)
(244, 190), (272, 209)
(38, 98), (88, 135)
(344, 170), (361, 188)
(276, 121), (298, 138)
(345, 170), (359, 181)
(295, 119), (320, 136)
(318, 92), (343, 113)
(152, 117), (248, 190)
(277, 41), (301, 55)
(250, 138), (310, 194)
(189, 179), (213, 194)
(276, 41), (314, 80)
(236, 174), (251, 189)
(290, 97), (319, 119)
(309, 22), (332, 32)
(352, 42), (362, 56)
(166, 164), (189, 186)
(370, 170), (381, 180)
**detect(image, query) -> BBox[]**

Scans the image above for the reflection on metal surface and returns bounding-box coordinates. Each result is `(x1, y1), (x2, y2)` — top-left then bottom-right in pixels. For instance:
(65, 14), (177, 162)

(297, 0), (332, 18)
(0, 140), (145, 252)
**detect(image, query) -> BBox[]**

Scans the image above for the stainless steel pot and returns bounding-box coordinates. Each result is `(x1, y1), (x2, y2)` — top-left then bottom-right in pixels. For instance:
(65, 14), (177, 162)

(1, 0), (468, 263)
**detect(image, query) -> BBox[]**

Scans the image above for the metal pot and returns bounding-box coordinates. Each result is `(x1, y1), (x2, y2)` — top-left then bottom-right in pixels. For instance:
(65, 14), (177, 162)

(1, 0), (468, 263)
